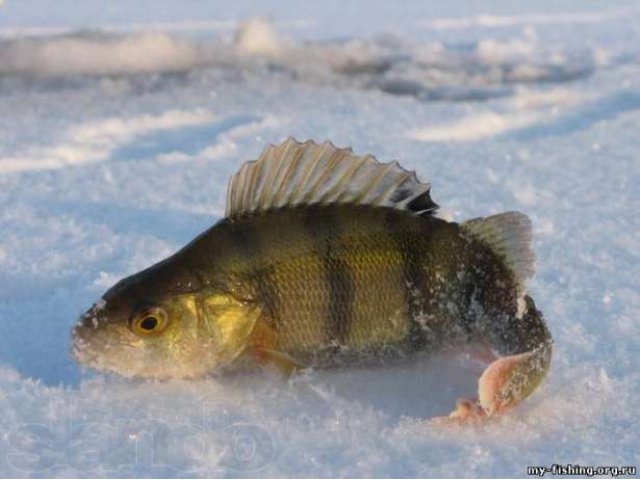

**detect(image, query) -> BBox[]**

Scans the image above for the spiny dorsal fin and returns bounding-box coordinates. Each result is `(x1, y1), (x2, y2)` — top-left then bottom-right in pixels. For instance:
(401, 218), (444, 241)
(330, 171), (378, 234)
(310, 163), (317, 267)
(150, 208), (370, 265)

(462, 212), (535, 300)
(225, 138), (438, 218)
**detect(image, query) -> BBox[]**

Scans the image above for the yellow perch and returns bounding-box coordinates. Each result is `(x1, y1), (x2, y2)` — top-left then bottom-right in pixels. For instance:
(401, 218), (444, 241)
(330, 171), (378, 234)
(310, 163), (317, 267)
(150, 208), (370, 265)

(73, 138), (552, 419)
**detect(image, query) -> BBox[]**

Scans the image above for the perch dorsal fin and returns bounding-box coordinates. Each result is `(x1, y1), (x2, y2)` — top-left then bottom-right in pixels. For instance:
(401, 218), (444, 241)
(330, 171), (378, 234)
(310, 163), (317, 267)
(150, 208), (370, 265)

(462, 212), (535, 300)
(225, 138), (438, 218)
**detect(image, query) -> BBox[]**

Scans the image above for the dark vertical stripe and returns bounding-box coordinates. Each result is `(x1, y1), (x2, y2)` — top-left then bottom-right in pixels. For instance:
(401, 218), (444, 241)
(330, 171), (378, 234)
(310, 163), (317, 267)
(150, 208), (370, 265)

(383, 210), (430, 351)
(227, 220), (281, 326)
(304, 208), (355, 344)
(250, 265), (280, 324)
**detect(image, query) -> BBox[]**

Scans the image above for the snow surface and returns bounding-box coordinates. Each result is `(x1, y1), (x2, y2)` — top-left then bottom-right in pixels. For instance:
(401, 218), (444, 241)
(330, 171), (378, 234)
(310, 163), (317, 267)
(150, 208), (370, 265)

(1, 1), (639, 477)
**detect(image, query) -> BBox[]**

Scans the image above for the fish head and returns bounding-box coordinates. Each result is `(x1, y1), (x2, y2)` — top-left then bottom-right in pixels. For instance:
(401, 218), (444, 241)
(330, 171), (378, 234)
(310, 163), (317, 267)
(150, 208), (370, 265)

(72, 266), (260, 379)
(72, 266), (210, 379)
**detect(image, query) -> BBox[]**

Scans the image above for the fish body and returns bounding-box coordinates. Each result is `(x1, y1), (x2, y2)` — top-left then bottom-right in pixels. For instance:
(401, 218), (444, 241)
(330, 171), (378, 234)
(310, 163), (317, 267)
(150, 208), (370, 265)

(183, 206), (516, 363)
(73, 138), (552, 417)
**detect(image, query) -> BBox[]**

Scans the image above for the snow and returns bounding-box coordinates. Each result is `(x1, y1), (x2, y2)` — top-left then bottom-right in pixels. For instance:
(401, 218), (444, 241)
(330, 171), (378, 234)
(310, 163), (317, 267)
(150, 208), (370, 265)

(1, 0), (639, 477)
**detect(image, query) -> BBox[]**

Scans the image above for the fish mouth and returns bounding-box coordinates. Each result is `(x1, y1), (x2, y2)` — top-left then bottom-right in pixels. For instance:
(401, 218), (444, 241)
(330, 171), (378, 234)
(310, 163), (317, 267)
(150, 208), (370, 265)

(70, 321), (100, 366)
(71, 326), (133, 374)
(70, 303), (118, 367)
(71, 304), (150, 377)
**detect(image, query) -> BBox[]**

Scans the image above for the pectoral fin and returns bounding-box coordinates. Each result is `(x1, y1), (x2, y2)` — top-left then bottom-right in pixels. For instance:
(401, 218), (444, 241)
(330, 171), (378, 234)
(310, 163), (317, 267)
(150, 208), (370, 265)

(255, 347), (307, 377)
(250, 317), (307, 377)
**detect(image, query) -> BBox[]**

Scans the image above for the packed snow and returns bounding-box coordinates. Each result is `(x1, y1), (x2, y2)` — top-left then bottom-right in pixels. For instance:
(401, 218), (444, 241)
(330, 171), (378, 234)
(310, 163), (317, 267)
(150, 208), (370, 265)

(0, 1), (639, 477)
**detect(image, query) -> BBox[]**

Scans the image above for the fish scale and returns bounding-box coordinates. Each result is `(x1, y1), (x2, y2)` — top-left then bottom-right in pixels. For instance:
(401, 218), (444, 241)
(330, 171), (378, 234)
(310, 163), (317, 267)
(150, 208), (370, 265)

(207, 206), (493, 363)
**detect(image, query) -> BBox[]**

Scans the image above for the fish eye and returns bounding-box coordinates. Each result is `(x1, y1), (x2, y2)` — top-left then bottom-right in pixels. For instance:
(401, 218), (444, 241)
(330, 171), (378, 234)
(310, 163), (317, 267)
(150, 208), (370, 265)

(130, 307), (169, 336)
(140, 316), (158, 330)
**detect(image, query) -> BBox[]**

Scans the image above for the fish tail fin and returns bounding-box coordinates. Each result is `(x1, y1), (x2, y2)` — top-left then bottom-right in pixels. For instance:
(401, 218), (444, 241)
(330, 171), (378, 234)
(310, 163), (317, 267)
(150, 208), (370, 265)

(448, 296), (552, 420)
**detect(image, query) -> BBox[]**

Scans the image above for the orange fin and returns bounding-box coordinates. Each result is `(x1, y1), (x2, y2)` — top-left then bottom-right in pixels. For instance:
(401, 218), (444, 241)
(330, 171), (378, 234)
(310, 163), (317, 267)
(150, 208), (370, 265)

(448, 398), (486, 421)
(251, 317), (279, 351)
(478, 351), (536, 415)
(255, 347), (306, 377)
(250, 318), (306, 377)
(443, 345), (551, 421)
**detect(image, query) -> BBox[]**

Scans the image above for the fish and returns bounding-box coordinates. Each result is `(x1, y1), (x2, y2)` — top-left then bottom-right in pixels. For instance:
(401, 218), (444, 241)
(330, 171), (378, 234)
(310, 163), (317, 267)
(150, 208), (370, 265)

(72, 138), (552, 419)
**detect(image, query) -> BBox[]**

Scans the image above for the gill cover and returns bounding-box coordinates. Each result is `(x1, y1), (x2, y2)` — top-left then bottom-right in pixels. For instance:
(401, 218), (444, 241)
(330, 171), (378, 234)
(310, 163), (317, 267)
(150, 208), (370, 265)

(200, 293), (263, 366)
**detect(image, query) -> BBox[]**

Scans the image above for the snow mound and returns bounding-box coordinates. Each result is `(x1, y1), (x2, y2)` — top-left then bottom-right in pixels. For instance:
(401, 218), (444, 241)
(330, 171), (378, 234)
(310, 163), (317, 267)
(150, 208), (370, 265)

(0, 19), (610, 102)
(0, 31), (202, 76)
(234, 17), (283, 57)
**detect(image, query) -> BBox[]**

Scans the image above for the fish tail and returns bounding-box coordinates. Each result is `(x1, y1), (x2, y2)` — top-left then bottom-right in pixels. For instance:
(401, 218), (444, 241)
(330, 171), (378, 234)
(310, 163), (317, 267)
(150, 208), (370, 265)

(449, 295), (552, 420)
(478, 295), (552, 415)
